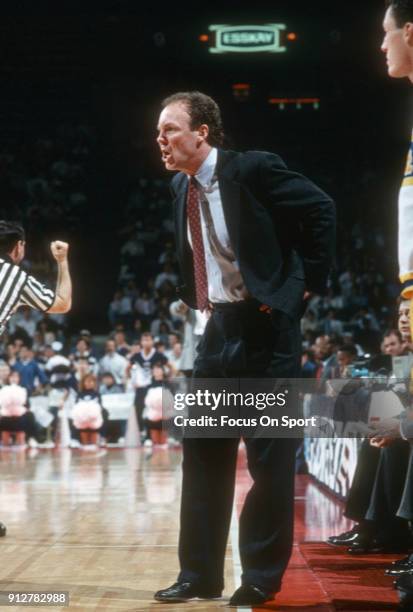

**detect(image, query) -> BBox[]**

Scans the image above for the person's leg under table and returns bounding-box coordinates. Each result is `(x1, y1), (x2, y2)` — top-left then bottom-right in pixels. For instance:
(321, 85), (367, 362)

(366, 440), (411, 546)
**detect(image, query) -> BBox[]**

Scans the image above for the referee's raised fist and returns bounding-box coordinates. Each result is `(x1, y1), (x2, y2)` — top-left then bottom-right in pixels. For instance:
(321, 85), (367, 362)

(50, 241), (69, 262)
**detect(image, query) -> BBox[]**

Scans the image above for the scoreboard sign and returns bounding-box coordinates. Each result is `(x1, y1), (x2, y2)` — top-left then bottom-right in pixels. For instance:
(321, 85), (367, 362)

(209, 24), (287, 54)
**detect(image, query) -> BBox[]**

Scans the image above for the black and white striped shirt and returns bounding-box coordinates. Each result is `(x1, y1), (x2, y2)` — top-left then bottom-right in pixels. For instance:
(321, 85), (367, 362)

(0, 257), (55, 336)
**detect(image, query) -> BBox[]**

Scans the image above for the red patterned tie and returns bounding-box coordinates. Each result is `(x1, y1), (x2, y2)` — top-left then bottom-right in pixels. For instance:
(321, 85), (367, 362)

(187, 177), (209, 311)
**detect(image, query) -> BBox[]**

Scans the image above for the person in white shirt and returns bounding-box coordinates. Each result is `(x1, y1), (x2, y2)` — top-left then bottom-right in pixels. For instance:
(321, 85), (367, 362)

(99, 339), (128, 386)
(154, 263), (178, 291)
(9, 307), (41, 338)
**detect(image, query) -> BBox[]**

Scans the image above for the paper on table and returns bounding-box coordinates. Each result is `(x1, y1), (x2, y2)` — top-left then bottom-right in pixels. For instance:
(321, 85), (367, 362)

(368, 390), (405, 424)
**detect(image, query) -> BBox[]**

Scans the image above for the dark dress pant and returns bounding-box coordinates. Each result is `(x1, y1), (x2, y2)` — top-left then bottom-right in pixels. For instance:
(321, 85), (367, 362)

(397, 444), (413, 521)
(177, 301), (300, 593)
(365, 439), (411, 541)
(344, 439), (380, 522)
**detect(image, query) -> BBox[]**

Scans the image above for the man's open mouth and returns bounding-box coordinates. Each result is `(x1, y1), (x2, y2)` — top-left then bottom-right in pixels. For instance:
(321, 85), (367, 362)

(162, 150), (172, 162)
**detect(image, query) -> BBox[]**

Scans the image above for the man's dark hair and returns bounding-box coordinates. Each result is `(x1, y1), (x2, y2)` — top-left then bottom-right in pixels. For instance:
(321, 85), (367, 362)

(0, 221), (25, 257)
(161, 91), (224, 147)
(383, 328), (403, 342)
(102, 372), (115, 380)
(386, 0), (413, 27)
(337, 344), (358, 359)
(329, 332), (343, 347)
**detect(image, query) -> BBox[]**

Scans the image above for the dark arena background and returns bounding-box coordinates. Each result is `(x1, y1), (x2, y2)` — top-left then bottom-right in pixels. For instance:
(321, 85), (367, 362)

(0, 0), (410, 330)
(0, 0), (412, 609)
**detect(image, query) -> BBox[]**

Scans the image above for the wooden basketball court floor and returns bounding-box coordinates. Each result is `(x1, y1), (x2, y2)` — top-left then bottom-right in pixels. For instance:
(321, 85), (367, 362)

(0, 446), (355, 611)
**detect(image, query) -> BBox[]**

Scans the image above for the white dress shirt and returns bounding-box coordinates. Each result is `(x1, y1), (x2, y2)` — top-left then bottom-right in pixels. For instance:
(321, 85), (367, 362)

(99, 352), (128, 384)
(187, 147), (248, 303)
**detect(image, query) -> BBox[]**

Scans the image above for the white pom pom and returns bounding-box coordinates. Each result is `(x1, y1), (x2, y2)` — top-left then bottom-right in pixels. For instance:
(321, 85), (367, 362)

(0, 384), (27, 417)
(143, 387), (174, 421)
(72, 400), (103, 430)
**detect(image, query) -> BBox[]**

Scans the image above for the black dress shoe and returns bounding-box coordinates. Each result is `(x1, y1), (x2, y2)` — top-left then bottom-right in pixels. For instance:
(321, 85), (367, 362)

(385, 555), (413, 576)
(395, 574), (413, 609)
(0, 522), (6, 537)
(395, 574), (413, 593)
(398, 593), (413, 611)
(327, 525), (363, 547)
(392, 555), (412, 568)
(229, 584), (273, 607)
(154, 581), (221, 602)
(347, 536), (408, 555)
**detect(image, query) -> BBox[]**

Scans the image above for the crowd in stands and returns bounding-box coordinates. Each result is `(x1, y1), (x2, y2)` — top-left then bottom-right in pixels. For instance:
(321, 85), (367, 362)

(0, 122), (95, 333)
(0, 124), (93, 240)
(0, 318), (189, 449)
(0, 219), (405, 452)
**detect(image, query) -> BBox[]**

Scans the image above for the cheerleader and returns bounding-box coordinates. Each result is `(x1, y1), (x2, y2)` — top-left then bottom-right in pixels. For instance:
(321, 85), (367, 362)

(142, 364), (174, 446)
(0, 371), (37, 447)
(71, 374), (108, 447)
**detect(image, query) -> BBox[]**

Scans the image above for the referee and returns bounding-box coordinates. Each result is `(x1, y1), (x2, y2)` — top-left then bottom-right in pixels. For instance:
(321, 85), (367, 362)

(0, 221), (72, 335)
(0, 221), (72, 537)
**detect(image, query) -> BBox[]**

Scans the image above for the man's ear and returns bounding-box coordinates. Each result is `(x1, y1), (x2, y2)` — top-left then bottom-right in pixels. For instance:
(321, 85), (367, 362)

(7, 242), (19, 262)
(197, 124), (209, 144)
(8, 240), (24, 264)
(404, 22), (413, 46)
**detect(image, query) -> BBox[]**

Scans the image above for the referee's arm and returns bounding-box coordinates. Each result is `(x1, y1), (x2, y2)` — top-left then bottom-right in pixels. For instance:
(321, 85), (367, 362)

(46, 241), (72, 314)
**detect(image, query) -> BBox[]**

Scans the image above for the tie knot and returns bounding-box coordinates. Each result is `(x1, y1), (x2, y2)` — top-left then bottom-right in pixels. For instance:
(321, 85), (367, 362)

(189, 176), (200, 189)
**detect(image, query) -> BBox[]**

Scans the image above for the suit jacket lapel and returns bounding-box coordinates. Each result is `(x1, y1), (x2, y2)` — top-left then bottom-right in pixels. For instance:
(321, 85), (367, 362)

(216, 149), (241, 255)
(173, 174), (189, 261)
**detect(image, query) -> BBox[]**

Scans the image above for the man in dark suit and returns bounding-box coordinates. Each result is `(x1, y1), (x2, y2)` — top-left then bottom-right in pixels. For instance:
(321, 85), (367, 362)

(154, 91), (335, 606)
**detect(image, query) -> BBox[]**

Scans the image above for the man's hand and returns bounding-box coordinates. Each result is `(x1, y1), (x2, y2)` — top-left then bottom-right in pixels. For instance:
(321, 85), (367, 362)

(369, 435), (396, 448)
(51, 241), (69, 263)
(368, 417), (401, 448)
(176, 301), (189, 315)
(47, 241), (72, 314)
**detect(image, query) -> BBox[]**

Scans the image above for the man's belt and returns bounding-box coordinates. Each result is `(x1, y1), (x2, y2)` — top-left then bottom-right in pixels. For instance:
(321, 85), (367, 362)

(209, 299), (271, 313)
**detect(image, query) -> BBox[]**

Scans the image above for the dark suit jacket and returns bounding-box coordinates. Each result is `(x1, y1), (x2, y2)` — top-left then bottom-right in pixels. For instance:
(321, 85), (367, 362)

(171, 148), (335, 319)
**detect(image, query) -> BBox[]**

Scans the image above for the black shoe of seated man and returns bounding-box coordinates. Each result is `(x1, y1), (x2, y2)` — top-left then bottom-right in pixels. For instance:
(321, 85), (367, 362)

(347, 536), (409, 555)
(394, 574), (413, 592)
(398, 591), (413, 612)
(229, 584), (273, 607)
(154, 581), (221, 603)
(385, 555), (413, 576)
(395, 574), (413, 609)
(392, 555), (413, 568)
(327, 525), (363, 547)
(0, 522), (6, 537)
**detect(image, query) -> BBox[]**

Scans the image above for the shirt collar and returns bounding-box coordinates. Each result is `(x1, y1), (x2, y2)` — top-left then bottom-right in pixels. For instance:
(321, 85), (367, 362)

(191, 147), (217, 190)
